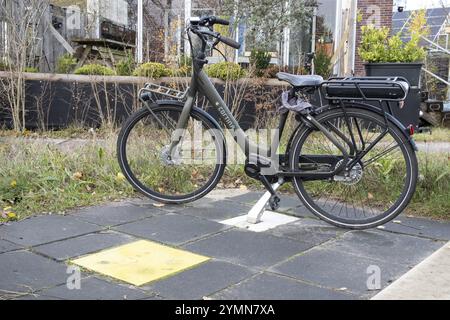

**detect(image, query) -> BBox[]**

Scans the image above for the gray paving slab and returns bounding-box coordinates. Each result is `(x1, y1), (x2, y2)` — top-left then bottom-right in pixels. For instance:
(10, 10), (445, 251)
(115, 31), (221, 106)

(380, 216), (450, 241)
(204, 189), (253, 201)
(322, 230), (444, 267)
(114, 214), (228, 245)
(184, 229), (313, 269)
(212, 273), (357, 300)
(143, 260), (255, 300)
(126, 198), (187, 212)
(269, 218), (347, 246)
(179, 200), (251, 221)
(0, 251), (68, 295)
(276, 195), (303, 213)
(271, 247), (406, 295)
(0, 215), (102, 247)
(285, 205), (317, 219)
(36, 277), (152, 300)
(0, 239), (22, 253)
(226, 192), (262, 205)
(72, 203), (163, 227)
(33, 231), (136, 261)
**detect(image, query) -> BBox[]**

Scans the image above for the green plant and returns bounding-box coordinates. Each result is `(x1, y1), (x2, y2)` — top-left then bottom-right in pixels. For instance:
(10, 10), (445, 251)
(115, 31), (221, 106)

(205, 62), (245, 81)
(133, 62), (169, 78)
(24, 67), (39, 73)
(250, 50), (271, 76)
(0, 139), (135, 221)
(74, 64), (116, 76)
(56, 54), (77, 74)
(115, 54), (136, 76)
(359, 10), (429, 63)
(314, 48), (332, 78)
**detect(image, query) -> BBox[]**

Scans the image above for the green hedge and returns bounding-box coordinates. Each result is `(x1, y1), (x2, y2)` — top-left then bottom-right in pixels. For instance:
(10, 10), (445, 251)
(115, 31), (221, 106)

(205, 62), (245, 81)
(74, 64), (116, 76)
(133, 62), (168, 78)
(56, 54), (77, 74)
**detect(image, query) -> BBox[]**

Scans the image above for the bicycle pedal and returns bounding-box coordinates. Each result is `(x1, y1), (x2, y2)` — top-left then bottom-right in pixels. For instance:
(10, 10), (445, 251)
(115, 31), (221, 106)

(269, 195), (281, 211)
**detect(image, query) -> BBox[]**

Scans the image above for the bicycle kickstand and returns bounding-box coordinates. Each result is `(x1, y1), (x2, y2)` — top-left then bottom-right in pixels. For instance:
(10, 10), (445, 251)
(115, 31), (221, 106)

(247, 177), (285, 224)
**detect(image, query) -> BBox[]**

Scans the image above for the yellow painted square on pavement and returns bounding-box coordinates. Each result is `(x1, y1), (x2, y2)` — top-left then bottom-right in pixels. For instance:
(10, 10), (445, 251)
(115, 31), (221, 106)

(72, 240), (210, 286)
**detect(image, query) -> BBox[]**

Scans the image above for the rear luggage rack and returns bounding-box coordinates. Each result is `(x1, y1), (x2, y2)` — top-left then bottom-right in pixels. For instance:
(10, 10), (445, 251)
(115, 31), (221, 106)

(322, 76), (410, 102)
(140, 83), (189, 101)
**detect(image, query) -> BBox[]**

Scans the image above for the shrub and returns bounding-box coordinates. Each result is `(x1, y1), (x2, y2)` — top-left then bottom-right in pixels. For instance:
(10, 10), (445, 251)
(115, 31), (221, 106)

(250, 50), (272, 75)
(115, 54), (135, 76)
(359, 10), (429, 63)
(314, 48), (332, 78)
(56, 54), (77, 74)
(133, 62), (168, 78)
(74, 64), (116, 76)
(205, 62), (245, 81)
(24, 67), (39, 73)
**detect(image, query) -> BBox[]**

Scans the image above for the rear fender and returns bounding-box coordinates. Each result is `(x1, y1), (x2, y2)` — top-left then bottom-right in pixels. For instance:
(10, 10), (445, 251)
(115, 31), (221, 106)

(287, 102), (418, 156)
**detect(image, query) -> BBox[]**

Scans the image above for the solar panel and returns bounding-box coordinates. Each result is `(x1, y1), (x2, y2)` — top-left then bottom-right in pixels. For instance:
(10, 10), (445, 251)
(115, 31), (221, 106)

(392, 7), (449, 41)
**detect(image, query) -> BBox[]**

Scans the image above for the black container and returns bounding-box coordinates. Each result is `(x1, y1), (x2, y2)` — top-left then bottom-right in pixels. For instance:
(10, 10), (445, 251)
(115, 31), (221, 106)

(365, 63), (423, 87)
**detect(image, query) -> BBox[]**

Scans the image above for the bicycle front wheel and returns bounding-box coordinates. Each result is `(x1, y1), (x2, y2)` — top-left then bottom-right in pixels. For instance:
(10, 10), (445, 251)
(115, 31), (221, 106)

(117, 104), (226, 204)
(290, 107), (418, 229)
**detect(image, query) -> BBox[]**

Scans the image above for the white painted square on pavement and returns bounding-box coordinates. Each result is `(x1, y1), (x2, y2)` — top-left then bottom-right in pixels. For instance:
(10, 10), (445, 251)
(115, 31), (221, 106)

(220, 211), (299, 232)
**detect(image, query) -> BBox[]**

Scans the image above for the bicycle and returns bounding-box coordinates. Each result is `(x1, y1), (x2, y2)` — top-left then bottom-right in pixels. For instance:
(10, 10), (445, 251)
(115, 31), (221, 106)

(117, 16), (418, 230)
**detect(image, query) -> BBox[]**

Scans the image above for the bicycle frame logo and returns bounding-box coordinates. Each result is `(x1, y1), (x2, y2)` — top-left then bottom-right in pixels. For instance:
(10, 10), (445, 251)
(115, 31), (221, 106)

(217, 104), (236, 130)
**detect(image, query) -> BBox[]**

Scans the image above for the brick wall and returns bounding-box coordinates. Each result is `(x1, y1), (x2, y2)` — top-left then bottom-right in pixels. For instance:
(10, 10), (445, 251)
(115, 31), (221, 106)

(355, 0), (394, 75)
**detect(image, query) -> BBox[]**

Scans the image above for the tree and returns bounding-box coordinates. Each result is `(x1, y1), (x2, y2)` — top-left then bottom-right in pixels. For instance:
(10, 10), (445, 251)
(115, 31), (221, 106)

(222, 0), (317, 51)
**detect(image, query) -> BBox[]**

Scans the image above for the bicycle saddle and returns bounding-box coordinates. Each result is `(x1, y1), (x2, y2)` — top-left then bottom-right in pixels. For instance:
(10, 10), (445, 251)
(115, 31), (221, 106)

(277, 72), (324, 87)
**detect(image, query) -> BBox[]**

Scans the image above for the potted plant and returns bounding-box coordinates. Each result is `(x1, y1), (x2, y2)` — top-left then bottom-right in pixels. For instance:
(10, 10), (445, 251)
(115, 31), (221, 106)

(359, 10), (429, 86)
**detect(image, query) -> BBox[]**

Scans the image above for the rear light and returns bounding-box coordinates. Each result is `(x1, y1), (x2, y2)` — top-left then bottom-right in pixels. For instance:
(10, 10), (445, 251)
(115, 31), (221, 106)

(408, 125), (415, 136)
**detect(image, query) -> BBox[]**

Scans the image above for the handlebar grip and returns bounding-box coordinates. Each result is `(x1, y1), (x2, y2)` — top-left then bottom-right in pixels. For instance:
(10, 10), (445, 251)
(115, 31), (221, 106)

(213, 17), (230, 26)
(219, 36), (241, 49)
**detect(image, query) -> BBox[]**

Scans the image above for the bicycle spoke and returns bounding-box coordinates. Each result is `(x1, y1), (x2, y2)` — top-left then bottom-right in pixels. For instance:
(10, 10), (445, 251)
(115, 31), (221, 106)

(363, 144), (400, 167)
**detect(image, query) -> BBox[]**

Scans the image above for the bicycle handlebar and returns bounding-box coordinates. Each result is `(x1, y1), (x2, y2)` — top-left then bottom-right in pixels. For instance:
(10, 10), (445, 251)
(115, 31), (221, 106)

(208, 16), (230, 26)
(196, 16), (230, 27)
(218, 35), (241, 49)
(189, 16), (241, 50)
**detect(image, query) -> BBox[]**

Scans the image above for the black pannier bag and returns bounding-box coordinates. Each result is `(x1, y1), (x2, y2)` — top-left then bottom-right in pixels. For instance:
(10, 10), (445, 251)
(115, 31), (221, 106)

(322, 77), (410, 102)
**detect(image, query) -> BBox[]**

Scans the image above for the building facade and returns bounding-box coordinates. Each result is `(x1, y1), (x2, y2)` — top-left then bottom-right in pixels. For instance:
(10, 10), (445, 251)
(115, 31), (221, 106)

(146, 0), (395, 76)
(0, 0), (396, 76)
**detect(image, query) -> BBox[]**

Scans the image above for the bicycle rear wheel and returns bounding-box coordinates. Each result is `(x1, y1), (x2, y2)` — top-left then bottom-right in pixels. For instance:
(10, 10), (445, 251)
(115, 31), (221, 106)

(117, 104), (226, 204)
(290, 107), (418, 229)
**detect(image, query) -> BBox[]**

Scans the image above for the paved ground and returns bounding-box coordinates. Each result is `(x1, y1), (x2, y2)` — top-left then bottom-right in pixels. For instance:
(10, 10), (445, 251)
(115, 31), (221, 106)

(1, 189), (449, 300)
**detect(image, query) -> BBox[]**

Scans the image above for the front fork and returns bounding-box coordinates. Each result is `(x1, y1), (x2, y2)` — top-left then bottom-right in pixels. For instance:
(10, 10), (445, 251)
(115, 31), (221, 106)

(167, 82), (198, 158)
